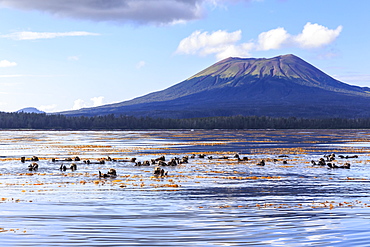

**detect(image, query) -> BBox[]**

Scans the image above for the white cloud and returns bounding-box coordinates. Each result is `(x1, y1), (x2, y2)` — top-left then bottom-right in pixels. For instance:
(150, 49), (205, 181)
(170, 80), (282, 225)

(39, 104), (57, 112)
(257, 27), (290, 51)
(73, 99), (86, 110)
(176, 22), (342, 59)
(214, 43), (254, 60)
(91, 96), (104, 107)
(0, 60), (17, 67)
(72, 96), (105, 110)
(176, 30), (242, 55)
(1, 31), (100, 40)
(294, 22), (343, 49)
(176, 29), (253, 59)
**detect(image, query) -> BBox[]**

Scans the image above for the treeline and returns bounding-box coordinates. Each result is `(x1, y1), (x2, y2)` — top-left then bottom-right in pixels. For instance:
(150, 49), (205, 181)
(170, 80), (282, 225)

(0, 111), (370, 129)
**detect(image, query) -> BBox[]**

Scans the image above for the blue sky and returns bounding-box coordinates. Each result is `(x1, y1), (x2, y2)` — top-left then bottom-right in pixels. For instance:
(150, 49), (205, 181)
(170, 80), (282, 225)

(0, 0), (369, 113)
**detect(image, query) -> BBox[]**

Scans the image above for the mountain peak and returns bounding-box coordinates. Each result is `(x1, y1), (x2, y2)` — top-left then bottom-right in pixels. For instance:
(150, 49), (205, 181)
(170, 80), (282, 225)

(187, 54), (361, 94)
(192, 54), (313, 79)
(219, 54), (298, 63)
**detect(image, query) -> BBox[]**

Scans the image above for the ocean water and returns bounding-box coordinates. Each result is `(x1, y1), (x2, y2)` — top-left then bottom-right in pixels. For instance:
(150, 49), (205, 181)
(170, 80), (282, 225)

(1, 129), (370, 246)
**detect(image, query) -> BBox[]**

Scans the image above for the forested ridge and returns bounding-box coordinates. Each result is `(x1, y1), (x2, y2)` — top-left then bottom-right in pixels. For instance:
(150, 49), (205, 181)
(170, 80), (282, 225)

(1, 111), (370, 129)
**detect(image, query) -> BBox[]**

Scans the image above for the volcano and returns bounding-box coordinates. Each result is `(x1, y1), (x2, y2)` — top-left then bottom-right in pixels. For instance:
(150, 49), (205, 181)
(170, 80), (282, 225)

(61, 54), (370, 118)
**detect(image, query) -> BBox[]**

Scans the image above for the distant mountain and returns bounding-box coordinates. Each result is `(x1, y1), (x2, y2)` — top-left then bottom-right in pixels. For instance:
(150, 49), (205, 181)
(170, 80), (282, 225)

(60, 54), (370, 118)
(16, 107), (45, 114)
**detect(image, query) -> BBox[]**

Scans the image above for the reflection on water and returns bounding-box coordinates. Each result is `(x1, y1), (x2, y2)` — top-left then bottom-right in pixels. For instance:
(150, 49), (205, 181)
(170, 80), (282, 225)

(1, 129), (370, 246)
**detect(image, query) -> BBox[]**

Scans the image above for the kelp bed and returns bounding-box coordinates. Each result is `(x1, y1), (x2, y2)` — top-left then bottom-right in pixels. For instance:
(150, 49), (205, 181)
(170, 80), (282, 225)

(1, 129), (370, 246)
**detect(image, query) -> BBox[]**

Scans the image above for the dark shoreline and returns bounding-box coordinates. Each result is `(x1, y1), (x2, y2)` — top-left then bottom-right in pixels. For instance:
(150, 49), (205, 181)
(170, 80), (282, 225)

(2, 111), (370, 130)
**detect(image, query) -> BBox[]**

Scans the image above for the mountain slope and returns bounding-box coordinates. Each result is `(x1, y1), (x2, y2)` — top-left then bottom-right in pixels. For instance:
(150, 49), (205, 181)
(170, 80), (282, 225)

(16, 107), (45, 114)
(60, 54), (370, 118)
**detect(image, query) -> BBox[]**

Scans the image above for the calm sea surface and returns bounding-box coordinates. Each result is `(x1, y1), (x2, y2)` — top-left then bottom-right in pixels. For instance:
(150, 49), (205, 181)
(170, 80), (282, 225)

(1, 129), (370, 246)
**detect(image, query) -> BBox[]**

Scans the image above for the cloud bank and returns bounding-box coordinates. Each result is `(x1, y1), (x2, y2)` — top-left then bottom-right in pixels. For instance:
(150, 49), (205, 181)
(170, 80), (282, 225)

(0, 0), (259, 25)
(0, 0), (203, 25)
(176, 22), (343, 59)
(1, 31), (99, 40)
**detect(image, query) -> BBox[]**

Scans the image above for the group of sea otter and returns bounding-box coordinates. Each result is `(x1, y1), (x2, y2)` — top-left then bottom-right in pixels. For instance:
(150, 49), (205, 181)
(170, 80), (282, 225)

(20, 152), (355, 178)
(310, 153), (353, 169)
